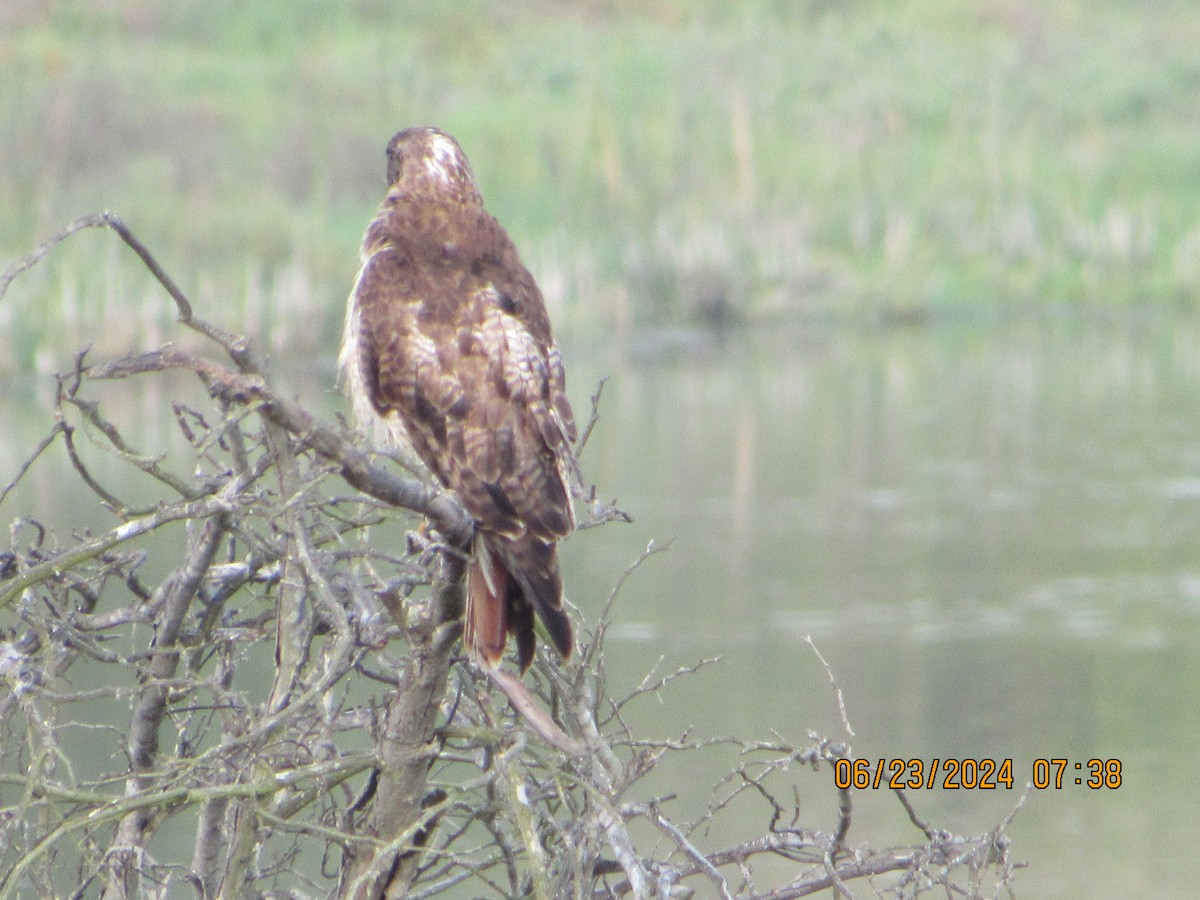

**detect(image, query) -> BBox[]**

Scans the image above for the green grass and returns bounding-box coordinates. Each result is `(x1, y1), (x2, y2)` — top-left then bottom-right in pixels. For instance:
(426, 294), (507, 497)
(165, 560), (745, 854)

(3, 0), (1200, 370)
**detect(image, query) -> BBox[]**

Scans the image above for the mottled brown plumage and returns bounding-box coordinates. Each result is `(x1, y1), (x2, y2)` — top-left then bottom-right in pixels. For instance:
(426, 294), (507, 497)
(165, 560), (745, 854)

(340, 127), (577, 671)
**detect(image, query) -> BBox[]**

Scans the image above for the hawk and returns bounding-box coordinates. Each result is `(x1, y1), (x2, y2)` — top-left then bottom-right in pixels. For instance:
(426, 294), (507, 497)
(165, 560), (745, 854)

(340, 127), (578, 673)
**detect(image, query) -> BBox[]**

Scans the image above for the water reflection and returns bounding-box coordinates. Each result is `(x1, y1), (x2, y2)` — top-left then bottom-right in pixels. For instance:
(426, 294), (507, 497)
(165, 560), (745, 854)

(3, 314), (1199, 896)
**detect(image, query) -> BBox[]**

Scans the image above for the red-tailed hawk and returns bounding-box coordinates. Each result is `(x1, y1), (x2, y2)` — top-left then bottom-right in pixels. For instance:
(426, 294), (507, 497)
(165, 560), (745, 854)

(340, 127), (577, 672)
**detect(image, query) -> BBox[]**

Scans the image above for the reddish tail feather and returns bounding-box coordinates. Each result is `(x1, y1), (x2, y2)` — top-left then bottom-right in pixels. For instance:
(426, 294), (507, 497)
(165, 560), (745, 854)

(464, 534), (572, 673)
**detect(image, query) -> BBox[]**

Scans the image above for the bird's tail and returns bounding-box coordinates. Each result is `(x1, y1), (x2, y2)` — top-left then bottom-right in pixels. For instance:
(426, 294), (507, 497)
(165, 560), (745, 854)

(465, 533), (573, 672)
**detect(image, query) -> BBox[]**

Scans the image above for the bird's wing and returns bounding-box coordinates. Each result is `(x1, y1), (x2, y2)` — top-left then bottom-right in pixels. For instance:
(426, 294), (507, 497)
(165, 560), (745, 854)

(349, 239), (576, 543)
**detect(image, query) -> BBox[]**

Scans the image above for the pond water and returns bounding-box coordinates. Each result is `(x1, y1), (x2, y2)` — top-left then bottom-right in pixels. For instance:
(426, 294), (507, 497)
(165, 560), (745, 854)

(564, 314), (1200, 897)
(560, 313), (1200, 898)
(3, 312), (1198, 896)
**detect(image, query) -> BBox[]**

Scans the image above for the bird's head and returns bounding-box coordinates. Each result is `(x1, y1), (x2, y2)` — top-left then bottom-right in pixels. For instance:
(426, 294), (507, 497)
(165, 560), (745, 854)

(385, 127), (482, 207)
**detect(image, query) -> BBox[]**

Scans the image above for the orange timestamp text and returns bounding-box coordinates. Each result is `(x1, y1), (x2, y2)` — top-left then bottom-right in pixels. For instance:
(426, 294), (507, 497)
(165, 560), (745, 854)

(833, 758), (1123, 790)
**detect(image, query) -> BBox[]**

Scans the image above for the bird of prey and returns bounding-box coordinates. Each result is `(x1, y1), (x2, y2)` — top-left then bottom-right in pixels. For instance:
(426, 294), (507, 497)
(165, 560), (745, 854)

(339, 127), (578, 672)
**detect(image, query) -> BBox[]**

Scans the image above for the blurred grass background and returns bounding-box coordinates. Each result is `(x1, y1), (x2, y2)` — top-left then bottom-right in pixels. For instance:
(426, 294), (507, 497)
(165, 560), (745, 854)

(3, 0), (1200, 370)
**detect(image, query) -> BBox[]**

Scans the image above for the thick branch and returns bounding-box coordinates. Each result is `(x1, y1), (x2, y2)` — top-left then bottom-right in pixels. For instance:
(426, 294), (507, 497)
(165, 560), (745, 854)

(344, 553), (465, 899)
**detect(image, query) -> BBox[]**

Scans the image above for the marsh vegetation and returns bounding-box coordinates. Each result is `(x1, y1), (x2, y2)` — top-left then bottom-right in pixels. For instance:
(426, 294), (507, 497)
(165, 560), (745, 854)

(4, 1), (1200, 369)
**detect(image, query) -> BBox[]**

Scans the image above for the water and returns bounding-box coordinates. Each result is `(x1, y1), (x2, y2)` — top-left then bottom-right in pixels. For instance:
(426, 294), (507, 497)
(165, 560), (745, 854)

(560, 314), (1200, 898)
(3, 313), (1198, 897)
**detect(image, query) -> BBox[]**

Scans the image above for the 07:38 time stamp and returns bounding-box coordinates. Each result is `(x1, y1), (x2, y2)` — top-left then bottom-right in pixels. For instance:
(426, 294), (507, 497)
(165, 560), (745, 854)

(833, 757), (1123, 791)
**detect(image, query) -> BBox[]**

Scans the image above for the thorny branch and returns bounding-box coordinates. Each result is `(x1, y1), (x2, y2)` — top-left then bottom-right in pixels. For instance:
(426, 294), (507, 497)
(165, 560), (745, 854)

(0, 216), (1022, 898)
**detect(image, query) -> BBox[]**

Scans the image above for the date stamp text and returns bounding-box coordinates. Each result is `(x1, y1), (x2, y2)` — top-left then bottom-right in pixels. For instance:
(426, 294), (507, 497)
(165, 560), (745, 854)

(833, 757), (1122, 790)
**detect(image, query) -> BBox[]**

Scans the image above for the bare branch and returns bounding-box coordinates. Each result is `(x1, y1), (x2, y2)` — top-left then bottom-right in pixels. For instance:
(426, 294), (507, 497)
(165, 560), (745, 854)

(1, 488), (244, 610)
(802, 635), (855, 740)
(575, 376), (608, 457)
(89, 347), (474, 546)
(0, 422), (64, 510)
(1, 214), (117, 302)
